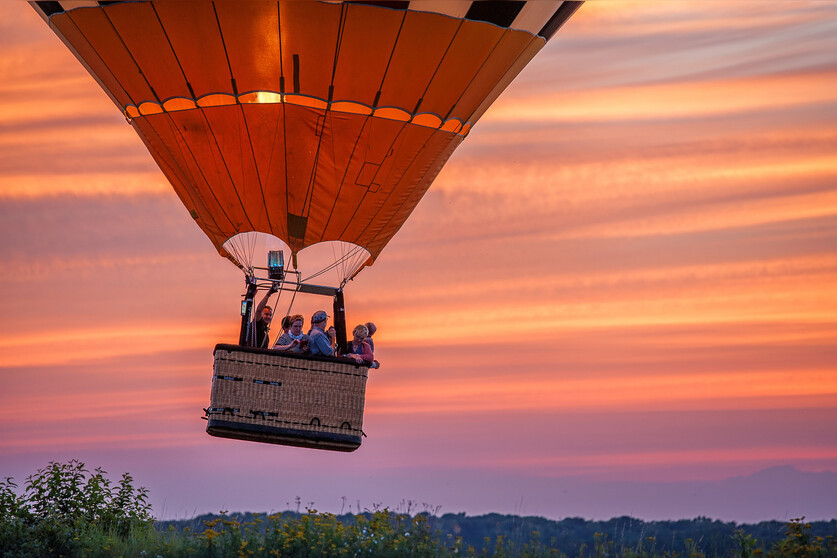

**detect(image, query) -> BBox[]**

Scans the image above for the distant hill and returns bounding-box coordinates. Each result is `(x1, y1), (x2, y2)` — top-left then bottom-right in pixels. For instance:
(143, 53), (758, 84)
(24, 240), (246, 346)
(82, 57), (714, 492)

(380, 465), (837, 523)
(570, 466), (837, 523)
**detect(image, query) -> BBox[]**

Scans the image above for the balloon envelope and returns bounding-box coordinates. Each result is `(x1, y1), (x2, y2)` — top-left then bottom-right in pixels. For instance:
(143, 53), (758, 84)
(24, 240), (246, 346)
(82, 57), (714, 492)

(31, 0), (581, 269)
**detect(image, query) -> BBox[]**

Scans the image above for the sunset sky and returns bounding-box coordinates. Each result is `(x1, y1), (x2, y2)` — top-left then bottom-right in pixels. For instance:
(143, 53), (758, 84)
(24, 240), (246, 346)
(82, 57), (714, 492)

(1, 1), (836, 522)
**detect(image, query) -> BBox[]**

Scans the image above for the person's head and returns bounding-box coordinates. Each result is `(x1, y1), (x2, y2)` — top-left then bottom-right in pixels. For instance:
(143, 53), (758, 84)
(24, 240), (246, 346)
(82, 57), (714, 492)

(280, 315), (292, 331)
(289, 314), (305, 336)
(352, 324), (369, 342)
(261, 306), (273, 323)
(311, 310), (329, 328)
(365, 322), (377, 337)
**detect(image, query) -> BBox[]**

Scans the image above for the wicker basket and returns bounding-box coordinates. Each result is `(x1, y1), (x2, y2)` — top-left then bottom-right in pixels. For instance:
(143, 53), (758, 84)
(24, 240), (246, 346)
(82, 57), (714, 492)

(205, 344), (369, 452)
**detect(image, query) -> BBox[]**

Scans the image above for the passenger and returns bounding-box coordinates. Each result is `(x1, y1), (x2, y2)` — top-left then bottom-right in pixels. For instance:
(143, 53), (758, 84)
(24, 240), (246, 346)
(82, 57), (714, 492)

(344, 324), (374, 364)
(278, 315), (292, 337)
(307, 310), (336, 356)
(364, 322), (377, 353)
(273, 314), (308, 353)
(270, 314), (291, 349)
(363, 321), (380, 368)
(251, 283), (279, 348)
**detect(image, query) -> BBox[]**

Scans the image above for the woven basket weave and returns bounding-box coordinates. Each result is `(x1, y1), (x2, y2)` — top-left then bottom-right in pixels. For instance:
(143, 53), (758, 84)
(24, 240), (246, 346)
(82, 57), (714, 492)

(205, 344), (369, 452)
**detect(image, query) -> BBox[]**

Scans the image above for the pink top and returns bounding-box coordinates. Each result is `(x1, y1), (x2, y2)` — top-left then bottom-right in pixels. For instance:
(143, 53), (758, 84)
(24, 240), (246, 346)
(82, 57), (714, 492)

(345, 340), (373, 363)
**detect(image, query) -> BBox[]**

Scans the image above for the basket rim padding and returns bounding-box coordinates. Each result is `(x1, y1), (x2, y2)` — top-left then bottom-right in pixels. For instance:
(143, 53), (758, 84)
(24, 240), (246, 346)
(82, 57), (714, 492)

(214, 343), (372, 367)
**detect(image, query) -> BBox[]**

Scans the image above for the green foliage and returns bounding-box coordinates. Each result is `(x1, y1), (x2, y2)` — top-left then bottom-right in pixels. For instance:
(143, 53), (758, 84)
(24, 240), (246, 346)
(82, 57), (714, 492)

(0, 460), (154, 557)
(734, 528), (758, 558)
(189, 508), (457, 557)
(766, 518), (837, 558)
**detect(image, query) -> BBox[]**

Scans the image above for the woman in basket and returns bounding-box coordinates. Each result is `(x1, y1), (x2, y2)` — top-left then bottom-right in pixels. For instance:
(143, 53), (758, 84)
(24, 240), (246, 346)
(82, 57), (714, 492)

(343, 324), (374, 364)
(272, 314), (308, 353)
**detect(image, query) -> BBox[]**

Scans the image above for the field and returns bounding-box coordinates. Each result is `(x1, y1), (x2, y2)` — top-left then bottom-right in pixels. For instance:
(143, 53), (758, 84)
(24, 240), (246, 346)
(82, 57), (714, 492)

(2, 461), (835, 557)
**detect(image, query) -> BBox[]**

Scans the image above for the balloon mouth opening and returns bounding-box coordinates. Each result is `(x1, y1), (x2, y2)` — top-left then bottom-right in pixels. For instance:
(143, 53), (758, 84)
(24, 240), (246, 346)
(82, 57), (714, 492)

(222, 232), (372, 288)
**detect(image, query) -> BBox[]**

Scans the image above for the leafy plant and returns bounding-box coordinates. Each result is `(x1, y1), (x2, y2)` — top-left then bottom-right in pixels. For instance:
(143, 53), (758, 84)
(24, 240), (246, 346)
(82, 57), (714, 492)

(767, 518), (837, 558)
(0, 460), (154, 557)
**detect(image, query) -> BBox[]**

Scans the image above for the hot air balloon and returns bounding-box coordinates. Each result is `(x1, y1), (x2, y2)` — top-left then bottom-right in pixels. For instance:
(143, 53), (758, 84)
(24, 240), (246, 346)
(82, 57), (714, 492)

(31, 0), (582, 451)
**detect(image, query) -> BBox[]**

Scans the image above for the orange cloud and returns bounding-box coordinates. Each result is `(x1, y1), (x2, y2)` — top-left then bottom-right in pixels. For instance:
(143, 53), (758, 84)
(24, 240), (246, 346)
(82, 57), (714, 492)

(364, 258), (837, 348)
(0, 322), (230, 367)
(571, 1), (831, 38)
(368, 368), (837, 415)
(487, 70), (837, 123)
(0, 173), (171, 198)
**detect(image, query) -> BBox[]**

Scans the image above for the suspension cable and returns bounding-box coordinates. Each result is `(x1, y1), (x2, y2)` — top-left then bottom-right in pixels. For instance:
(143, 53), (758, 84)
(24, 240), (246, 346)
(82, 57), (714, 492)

(283, 281), (301, 329)
(302, 245), (367, 283)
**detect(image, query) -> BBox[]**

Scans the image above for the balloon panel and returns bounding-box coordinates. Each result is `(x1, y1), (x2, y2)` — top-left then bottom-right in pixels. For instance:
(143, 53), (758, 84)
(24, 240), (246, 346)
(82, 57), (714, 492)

(331, 4), (405, 107)
(58, 7), (152, 106)
(418, 17), (506, 119)
(374, 10), (461, 113)
(214, 2), (283, 95)
(153, 2), (234, 97)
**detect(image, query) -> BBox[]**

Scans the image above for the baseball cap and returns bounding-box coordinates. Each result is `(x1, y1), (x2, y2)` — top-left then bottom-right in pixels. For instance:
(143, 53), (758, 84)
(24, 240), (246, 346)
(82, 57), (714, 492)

(312, 310), (329, 323)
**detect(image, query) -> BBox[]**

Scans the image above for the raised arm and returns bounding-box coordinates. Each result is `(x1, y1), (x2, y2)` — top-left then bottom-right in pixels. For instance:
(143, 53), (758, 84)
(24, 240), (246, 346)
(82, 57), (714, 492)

(253, 283), (279, 323)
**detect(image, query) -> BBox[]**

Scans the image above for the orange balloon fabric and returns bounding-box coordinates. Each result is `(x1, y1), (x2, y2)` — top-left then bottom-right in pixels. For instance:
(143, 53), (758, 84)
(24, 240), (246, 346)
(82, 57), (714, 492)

(32, 0), (581, 263)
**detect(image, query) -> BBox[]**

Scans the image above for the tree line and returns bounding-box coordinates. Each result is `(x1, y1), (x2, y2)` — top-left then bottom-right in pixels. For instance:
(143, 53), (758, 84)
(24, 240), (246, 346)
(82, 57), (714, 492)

(159, 510), (837, 557)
